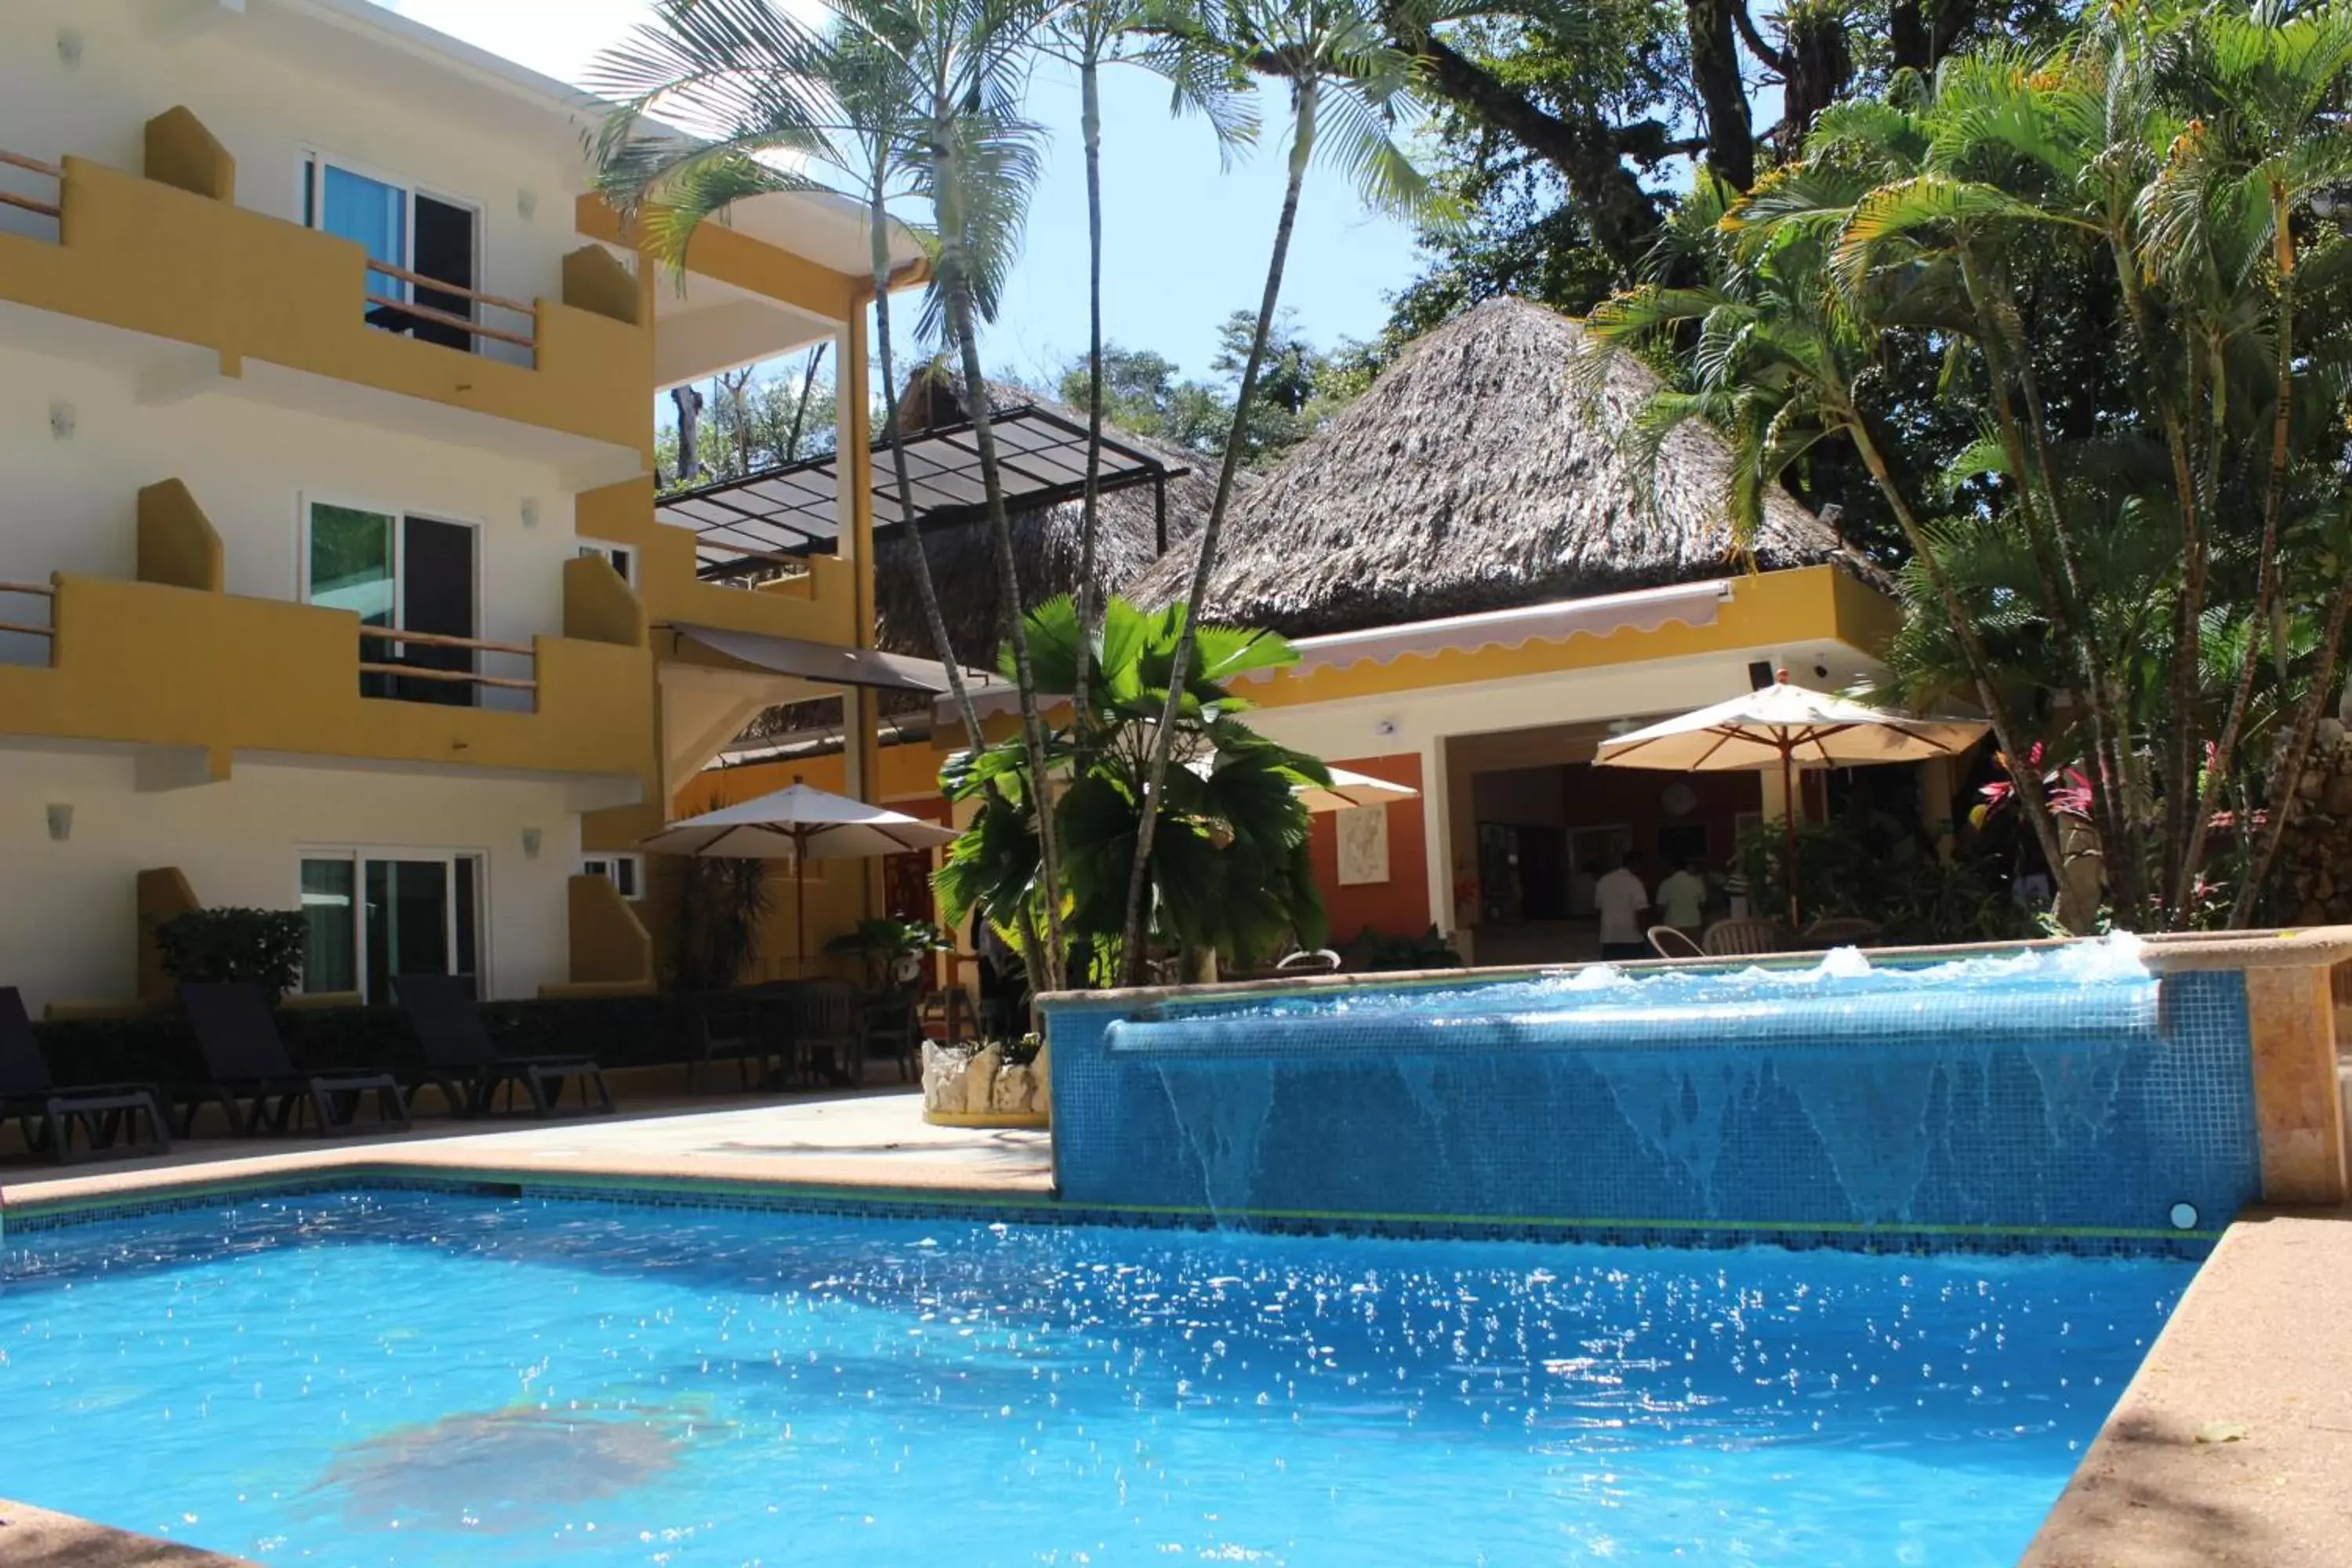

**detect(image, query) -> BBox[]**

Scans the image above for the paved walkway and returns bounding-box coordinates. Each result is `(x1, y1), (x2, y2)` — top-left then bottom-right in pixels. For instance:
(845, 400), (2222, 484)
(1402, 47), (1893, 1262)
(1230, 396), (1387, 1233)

(0, 1499), (252, 1566)
(0, 1089), (1051, 1213)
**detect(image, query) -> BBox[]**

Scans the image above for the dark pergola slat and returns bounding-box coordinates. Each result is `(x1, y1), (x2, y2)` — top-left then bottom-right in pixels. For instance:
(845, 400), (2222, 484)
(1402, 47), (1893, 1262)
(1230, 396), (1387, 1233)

(656, 404), (1186, 579)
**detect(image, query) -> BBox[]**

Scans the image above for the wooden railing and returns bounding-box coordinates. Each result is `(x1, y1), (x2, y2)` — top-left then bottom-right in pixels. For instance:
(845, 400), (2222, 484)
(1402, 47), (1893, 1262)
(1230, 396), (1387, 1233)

(0, 147), (63, 222)
(0, 579), (56, 641)
(363, 257), (536, 361)
(358, 625), (538, 696)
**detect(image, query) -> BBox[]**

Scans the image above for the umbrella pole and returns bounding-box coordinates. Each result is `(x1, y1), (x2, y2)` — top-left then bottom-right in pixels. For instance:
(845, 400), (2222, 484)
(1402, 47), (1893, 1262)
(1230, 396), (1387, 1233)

(1780, 744), (1802, 929)
(795, 832), (808, 978)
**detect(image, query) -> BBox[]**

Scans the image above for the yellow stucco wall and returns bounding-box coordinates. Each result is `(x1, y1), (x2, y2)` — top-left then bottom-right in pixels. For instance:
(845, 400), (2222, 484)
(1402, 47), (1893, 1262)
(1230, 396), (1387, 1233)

(0, 156), (650, 458)
(0, 574), (654, 782)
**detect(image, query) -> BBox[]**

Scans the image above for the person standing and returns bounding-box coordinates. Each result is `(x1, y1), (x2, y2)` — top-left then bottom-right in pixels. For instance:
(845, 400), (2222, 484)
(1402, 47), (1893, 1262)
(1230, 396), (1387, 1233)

(1656, 858), (1708, 938)
(1595, 851), (1652, 961)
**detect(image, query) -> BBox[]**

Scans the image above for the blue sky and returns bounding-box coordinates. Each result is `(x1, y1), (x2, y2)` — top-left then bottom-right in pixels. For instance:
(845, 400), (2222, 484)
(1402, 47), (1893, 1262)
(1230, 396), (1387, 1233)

(382, 1), (1432, 387)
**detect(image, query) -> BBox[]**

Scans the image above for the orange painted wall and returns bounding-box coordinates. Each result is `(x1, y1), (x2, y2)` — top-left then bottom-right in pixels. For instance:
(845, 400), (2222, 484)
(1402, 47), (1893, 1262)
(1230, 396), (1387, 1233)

(1308, 753), (1432, 945)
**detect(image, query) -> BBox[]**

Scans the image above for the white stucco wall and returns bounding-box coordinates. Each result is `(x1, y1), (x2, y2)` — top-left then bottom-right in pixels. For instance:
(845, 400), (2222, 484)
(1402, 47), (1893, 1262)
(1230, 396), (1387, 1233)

(0, 748), (579, 1012)
(0, 0), (597, 328)
(0, 339), (576, 689)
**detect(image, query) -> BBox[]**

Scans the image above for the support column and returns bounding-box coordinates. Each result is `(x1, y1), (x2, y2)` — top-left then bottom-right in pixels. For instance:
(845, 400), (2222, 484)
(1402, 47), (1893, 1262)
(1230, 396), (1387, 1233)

(1421, 735), (1451, 940)
(2245, 964), (2350, 1205)
(1759, 763), (1804, 825)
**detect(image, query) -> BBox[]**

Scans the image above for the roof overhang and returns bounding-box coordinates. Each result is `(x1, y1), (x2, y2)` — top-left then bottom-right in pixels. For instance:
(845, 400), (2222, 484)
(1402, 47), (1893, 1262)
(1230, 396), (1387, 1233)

(656, 405), (1187, 579)
(666, 622), (975, 695)
(1265, 580), (1733, 677)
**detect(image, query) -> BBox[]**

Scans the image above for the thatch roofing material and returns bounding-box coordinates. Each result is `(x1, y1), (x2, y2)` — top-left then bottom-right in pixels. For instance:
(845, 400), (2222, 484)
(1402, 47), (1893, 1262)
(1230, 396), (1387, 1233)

(873, 372), (1221, 669)
(1127, 296), (1849, 639)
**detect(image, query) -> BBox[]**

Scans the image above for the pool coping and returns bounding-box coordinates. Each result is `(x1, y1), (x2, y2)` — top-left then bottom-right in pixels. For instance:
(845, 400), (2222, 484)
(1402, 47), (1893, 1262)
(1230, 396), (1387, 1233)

(0, 1497), (256, 1566)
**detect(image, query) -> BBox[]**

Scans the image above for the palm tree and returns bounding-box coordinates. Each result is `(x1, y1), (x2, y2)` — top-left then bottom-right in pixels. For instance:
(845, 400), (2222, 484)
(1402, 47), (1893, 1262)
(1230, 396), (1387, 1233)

(583, 0), (997, 757)
(1033, 0), (1254, 763)
(1116, 0), (1450, 981)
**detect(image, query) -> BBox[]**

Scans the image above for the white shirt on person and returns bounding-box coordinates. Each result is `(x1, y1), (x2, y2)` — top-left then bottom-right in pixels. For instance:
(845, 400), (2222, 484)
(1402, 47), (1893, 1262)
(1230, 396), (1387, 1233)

(1595, 868), (1650, 946)
(1657, 869), (1708, 929)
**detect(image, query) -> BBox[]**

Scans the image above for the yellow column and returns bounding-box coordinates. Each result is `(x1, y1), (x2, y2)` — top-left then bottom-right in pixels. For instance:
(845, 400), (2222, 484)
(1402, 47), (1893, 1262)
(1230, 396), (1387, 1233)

(1759, 764), (1803, 824)
(2245, 964), (2350, 1205)
(1917, 757), (1957, 862)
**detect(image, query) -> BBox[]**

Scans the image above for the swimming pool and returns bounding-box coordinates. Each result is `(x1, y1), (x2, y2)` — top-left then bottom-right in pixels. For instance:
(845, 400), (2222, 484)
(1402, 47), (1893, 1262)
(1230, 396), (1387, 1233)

(2, 1189), (2183, 1565)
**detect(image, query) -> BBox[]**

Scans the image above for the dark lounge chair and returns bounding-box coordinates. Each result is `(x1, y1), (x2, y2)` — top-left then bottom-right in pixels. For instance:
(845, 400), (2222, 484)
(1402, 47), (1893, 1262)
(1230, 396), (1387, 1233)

(176, 982), (410, 1138)
(0, 987), (170, 1164)
(394, 973), (614, 1118)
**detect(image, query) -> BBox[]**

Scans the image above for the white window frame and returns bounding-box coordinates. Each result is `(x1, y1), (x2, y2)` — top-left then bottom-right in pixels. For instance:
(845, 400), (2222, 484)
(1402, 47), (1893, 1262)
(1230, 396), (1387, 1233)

(582, 852), (646, 901)
(296, 845), (492, 1002)
(577, 539), (638, 588)
(298, 148), (486, 334)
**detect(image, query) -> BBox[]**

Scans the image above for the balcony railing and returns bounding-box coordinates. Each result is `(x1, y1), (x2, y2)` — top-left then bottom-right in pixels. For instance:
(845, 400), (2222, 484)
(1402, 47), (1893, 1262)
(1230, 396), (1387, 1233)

(362, 258), (538, 364)
(0, 579), (56, 652)
(0, 147), (61, 223)
(358, 625), (539, 700)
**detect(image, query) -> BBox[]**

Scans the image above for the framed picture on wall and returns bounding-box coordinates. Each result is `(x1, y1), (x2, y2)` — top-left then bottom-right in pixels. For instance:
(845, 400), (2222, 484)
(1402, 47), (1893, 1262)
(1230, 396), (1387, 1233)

(1337, 804), (1391, 886)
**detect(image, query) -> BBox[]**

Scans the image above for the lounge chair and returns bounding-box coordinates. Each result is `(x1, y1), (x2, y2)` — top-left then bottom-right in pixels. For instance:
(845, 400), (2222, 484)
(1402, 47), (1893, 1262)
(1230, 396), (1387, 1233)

(176, 982), (410, 1138)
(394, 973), (614, 1119)
(0, 986), (170, 1164)
(690, 989), (789, 1091)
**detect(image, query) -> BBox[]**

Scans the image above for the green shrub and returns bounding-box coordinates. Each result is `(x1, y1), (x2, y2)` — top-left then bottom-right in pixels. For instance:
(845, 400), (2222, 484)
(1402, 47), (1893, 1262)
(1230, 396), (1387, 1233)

(154, 908), (307, 1000)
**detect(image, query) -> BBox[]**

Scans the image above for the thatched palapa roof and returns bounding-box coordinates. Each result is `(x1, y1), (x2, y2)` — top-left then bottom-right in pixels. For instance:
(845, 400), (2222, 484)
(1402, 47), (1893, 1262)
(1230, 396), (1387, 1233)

(873, 369), (1219, 670)
(1127, 297), (1850, 638)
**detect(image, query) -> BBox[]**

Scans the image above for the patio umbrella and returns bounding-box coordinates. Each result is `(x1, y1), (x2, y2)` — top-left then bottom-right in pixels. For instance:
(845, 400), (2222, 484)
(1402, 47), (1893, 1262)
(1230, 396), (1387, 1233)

(638, 779), (957, 974)
(1591, 673), (1989, 926)
(1189, 758), (1421, 814)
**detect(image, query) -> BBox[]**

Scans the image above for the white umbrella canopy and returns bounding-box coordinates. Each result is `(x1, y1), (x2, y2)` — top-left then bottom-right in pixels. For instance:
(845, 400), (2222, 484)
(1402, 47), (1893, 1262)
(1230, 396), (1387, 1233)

(1187, 758), (1421, 815)
(638, 781), (956, 972)
(1294, 765), (1420, 815)
(1592, 673), (1989, 926)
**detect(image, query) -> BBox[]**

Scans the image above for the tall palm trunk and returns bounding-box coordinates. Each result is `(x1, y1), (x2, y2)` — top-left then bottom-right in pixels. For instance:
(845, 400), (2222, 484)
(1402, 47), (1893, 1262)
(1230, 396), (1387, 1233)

(942, 272), (1071, 993)
(1071, 54), (1108, 771)
(1117, 78), (1320, 984)
(866, 176), (988, 751)
(2234, 557), (2352, 924)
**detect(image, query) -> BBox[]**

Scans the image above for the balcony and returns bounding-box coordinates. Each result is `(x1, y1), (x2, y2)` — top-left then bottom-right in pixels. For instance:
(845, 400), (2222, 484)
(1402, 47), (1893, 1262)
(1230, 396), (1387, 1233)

(0, 487), (655, 804)
(0, 111), (651, 489)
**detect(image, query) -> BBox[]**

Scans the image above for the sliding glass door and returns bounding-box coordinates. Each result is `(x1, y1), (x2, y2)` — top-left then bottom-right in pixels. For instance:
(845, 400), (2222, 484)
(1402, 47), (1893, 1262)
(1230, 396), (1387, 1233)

(303, 155), (480, 350)
(306, 502), (477, 705)
(299, 851), (484, 1000)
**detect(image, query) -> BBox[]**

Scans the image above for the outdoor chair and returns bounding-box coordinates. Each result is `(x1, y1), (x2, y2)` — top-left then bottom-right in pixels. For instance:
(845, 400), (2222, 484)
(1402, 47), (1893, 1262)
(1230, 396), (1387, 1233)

(1700, 917), (1786, 958)
(689, 989), (789, 1092)
(862, 992), (923, 1083)
(394, 973), (614, 1119)
(0, 986), (170, 1164)
(920, 986), (978, 1044)
(176, 982), (410, 1138)
(1801, 916), (1884, 949)
(1646, 925), (1704, 960)
(793, 978), (862, 1086)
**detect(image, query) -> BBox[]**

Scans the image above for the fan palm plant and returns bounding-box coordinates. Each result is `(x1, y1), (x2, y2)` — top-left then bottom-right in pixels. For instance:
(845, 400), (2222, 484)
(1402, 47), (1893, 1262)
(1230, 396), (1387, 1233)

(1116, 0), (1453, 980)
(938, 594), (1328, 978)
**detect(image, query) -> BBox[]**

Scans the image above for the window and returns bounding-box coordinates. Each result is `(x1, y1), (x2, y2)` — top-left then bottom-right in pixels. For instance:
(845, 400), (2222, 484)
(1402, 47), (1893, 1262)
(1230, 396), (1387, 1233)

(303, 154), (481, 351)
(299, 850), (486, 1001)
(304, 499), (479, 705)
(578, 540), (637, 587)
(583, 853), (644, 900)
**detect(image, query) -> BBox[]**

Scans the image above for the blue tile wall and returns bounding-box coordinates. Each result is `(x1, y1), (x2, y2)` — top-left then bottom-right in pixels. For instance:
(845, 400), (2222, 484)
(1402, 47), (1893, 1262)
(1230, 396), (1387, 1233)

(1044, 967), (2261, 1248)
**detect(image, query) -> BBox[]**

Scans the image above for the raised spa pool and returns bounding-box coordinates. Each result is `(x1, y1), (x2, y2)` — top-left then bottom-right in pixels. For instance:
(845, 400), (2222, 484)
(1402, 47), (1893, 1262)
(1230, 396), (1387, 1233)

(2, 1191), (2183, 1565)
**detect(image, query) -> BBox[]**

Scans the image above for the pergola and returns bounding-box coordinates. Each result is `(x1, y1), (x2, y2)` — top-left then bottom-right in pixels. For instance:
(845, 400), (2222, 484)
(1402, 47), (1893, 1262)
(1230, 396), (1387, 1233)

(655, 403), (1185, 581)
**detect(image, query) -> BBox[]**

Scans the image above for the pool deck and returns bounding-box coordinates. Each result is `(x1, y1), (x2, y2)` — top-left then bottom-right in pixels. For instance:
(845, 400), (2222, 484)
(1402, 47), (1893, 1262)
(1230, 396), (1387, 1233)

(6, 1092), (2352, 1565)
(0, 1498), (254, 1566)
(2024, 1203), (2352, 1567)
(0, 1087), (1052, 1214)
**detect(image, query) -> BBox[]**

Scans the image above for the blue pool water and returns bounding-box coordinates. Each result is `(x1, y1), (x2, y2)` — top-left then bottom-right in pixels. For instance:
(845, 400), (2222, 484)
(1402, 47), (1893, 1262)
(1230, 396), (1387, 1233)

(2, 1191), (2186, 1565)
